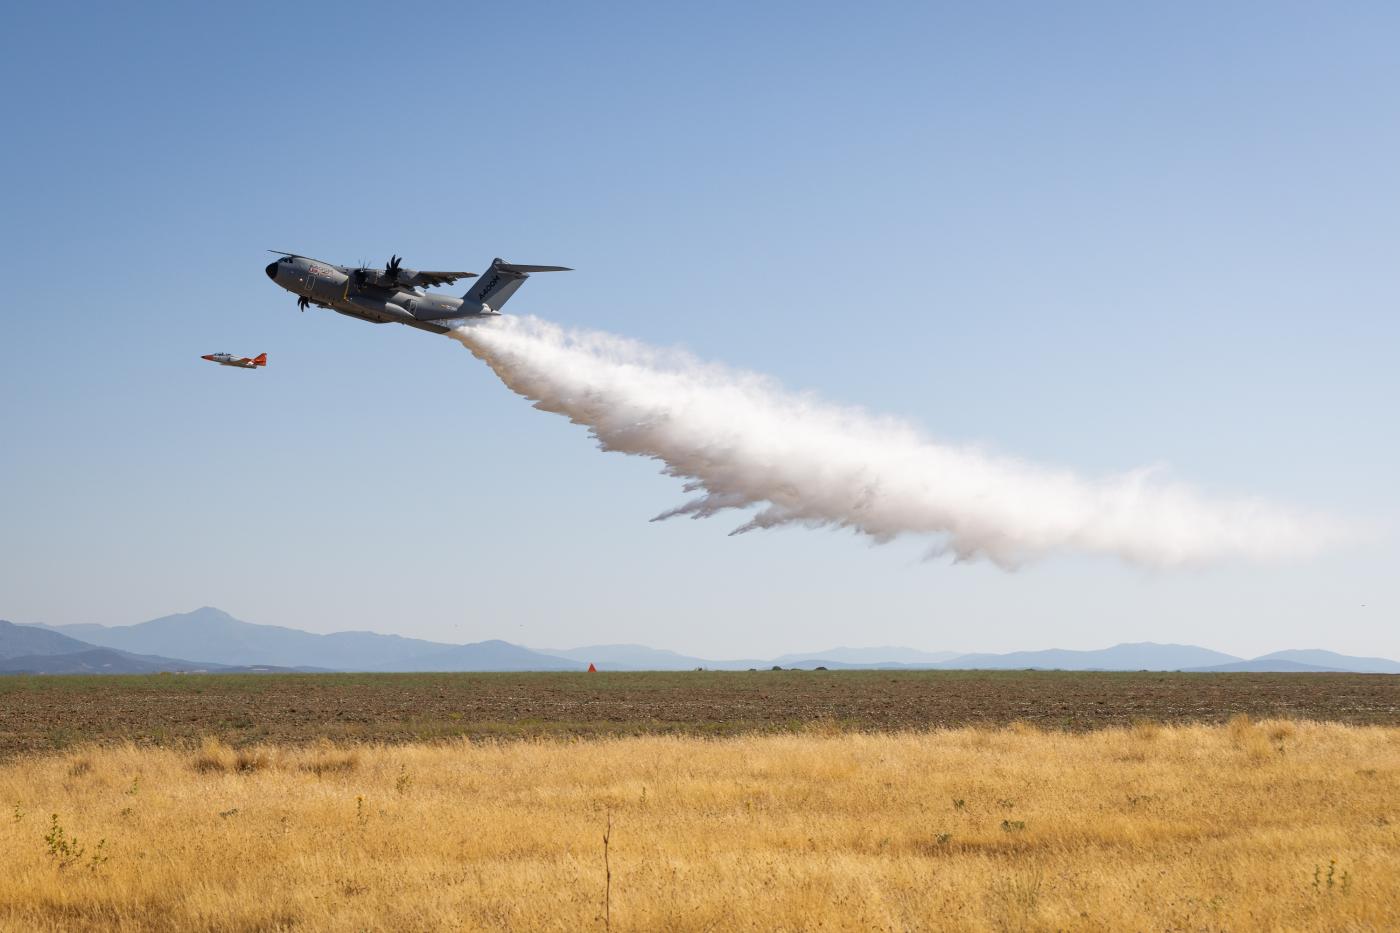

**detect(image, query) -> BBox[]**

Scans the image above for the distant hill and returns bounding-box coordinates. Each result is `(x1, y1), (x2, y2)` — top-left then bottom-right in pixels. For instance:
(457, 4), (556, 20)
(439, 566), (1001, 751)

(1183, 659), (1347, 673)
(387, 640), (587, 672)
(0, 647), (317, 675)
(773, 646), (962, 666)
(0, 647), (222, 675)
(1252, 649), (1400, 674)
(536, 644), (969, 671)
(39, 607), (461, 670)
(538, 644), (766, 670)
(2, 618), (322, 674)
(936, 642), (1243, 671)
(0, 619), (96, 659)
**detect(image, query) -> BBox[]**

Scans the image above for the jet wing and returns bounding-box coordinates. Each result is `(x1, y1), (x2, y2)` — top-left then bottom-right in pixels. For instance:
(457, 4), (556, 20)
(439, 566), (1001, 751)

(412, 270), (478, 287)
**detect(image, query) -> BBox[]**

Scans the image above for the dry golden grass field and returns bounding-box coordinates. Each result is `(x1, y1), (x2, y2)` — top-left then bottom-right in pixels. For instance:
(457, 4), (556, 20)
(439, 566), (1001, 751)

(1, 718), (1397, 931)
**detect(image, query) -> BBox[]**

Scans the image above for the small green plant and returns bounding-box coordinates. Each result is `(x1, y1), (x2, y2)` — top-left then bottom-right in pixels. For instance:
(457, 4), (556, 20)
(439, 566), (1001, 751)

(952, 798), (966, 811)
(394, 765), (412, 795)
(125, 776), (140, 797)
(355, 795), (367, 829)
(12, 805), (24, 824)
(45, 814), (81, 867)
(997, 798), (1016, 810)
(44, 814), (106, 872)
(1001, 819), (1026, 832)
(935, 832), (953, 845)
(1313, 859), (1351, 894)
(88, 839), (109, 873)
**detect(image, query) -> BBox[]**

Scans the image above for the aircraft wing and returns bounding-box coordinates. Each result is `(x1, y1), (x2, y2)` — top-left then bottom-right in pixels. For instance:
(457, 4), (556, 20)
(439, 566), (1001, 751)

(412, 270), (478, 287)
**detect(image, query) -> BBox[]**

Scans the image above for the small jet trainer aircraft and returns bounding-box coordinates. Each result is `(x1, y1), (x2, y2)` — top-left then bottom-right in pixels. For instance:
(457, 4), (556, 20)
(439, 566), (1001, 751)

(202, 352), (266, 369)
(264, 252), (571, 334)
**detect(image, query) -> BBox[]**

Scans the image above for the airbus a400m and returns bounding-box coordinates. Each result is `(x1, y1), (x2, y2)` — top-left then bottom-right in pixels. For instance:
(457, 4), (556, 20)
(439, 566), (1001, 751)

(264, 252), (570, 334)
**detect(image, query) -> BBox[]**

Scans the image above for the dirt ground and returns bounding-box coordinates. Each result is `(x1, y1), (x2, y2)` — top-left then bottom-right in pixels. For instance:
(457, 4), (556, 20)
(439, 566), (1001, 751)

(2, 669), (1397, 758)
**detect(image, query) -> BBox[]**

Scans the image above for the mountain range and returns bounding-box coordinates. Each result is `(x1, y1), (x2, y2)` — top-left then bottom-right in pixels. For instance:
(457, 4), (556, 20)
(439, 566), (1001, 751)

(0, 618), (311, 674)
(3, 607), (1398, 674)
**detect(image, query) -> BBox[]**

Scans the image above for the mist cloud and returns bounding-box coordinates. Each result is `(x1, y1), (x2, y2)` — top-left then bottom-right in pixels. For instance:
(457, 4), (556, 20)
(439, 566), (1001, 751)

(449, 316), (1340, 569)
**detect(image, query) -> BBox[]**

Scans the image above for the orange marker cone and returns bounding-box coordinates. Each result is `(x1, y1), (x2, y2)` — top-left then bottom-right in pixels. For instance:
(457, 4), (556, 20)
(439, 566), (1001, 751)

(587, 663), (597, 673)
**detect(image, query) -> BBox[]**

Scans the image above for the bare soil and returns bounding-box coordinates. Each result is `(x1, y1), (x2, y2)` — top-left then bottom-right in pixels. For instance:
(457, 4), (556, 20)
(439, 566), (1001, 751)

(2, 670), (1397, 759)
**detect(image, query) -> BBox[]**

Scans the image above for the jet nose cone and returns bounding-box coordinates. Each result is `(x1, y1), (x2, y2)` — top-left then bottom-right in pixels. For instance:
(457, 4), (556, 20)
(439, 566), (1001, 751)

(265, 261), (279, 280)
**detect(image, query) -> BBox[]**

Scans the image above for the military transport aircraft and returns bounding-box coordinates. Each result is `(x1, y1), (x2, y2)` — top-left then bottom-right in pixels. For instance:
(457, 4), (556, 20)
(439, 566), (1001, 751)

(202, 352), (266, 369)
(264, 253), (571, 334)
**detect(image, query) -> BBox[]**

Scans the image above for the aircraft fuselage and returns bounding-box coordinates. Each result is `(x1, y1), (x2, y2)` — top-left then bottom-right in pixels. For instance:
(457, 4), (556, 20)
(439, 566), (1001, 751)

(202, 352), (263, 369)
(265, 255), (485, 334)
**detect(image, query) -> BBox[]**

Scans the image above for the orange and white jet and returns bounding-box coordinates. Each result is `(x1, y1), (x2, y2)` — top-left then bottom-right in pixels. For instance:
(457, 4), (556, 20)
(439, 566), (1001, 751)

(202, 352), (266, 370)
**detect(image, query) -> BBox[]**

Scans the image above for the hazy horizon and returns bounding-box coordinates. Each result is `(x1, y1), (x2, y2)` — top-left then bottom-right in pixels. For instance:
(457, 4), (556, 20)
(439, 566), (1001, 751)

(10, 605), (1399, 664)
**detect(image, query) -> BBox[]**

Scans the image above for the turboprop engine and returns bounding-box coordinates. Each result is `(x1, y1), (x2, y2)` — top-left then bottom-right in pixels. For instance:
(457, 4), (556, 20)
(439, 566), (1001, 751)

(349, 254), (473, 290)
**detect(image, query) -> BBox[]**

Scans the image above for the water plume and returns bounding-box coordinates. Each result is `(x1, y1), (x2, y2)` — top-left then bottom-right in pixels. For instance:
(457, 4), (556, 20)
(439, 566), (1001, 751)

(449, 316), (1338, 569)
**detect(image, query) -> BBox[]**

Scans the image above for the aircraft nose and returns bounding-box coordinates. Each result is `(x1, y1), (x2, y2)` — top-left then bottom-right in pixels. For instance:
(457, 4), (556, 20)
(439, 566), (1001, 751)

(265, 261), (279, 280)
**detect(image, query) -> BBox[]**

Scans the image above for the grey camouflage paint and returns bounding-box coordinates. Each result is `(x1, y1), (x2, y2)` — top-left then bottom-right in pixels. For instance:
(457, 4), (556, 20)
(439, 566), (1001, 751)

(264, 253), (570, 334)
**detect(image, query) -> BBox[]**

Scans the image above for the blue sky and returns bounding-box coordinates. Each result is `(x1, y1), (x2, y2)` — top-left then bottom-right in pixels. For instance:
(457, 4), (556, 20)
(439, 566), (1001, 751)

(2, 1), (1396, 657)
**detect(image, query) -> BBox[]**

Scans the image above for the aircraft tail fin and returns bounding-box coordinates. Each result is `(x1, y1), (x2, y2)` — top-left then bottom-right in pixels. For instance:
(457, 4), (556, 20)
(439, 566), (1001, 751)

(253, 353), (267, 367)
(460, 258), (571, 314)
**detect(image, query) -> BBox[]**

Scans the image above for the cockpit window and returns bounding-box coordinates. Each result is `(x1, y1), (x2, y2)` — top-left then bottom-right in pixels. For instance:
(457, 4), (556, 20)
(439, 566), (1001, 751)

(279, 256), (294, 264)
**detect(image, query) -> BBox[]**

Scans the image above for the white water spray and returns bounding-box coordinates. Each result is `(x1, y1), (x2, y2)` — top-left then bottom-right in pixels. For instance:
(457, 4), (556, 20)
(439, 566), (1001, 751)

(450, 316), (1340, 569)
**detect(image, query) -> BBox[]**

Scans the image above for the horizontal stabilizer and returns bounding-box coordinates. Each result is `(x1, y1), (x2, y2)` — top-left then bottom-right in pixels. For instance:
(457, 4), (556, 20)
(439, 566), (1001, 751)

(497, 262), (572, 273)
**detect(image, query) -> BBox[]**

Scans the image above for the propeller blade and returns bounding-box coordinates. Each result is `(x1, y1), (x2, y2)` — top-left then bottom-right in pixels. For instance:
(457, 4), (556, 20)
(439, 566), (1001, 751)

(297, 296), (310, 312)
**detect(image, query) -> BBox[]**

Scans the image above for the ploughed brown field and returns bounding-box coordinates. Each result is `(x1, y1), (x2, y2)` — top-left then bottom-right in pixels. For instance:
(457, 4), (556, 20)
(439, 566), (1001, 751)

(2, 670), (1396, 758)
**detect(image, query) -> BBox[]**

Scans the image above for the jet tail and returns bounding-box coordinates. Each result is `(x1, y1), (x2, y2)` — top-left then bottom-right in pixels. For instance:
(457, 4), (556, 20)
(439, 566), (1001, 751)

(253, 353), (267, 367)
(460, 258), (571, 314)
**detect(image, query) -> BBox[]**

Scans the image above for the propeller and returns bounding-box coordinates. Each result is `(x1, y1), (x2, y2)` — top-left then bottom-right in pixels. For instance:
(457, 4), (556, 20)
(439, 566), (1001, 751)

(297, 296), (310, 312)
(384, 254), (403, 283)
